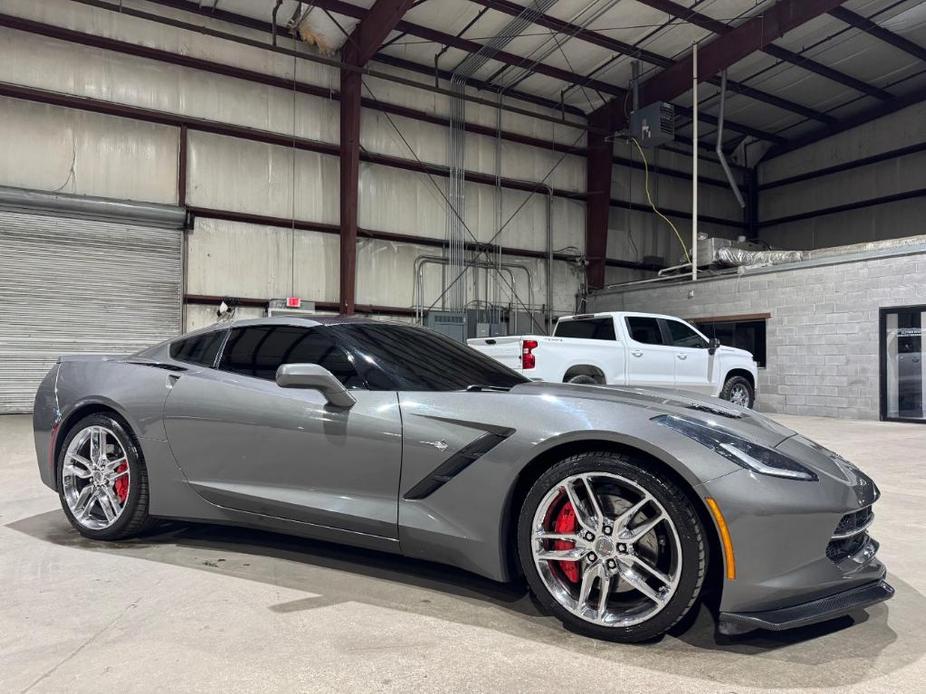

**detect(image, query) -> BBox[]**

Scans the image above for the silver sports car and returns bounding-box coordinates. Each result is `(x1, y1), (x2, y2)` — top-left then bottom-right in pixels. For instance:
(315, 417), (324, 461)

(33, 316), (892, 642)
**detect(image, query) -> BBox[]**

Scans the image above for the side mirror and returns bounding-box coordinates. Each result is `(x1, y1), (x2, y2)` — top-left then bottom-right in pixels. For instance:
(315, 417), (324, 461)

(275, 363), (356, 409)
(708, 338), (721, 355)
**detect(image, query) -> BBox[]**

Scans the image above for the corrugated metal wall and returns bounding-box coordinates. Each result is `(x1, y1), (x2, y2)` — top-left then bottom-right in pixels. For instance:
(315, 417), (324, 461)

(0, 211), (182, 413)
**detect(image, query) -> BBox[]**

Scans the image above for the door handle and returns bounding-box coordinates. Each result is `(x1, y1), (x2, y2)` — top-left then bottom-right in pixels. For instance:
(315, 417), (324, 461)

(167, 373), (181, 388)
(677, 354), (687, 360)
(631, 350), (643, 357)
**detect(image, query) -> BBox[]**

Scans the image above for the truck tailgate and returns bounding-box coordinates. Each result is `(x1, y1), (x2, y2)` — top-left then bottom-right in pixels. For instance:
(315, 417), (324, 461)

(466, 336), (524, 372)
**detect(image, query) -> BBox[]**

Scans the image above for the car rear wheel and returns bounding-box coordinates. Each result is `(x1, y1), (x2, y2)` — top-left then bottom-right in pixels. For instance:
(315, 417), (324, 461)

(517, 451), (706, 642)
(720, 375), (754, 408)
(57, 414), (151, 540)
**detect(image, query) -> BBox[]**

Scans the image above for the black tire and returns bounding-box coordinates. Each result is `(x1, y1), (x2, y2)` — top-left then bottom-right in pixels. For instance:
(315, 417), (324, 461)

(719, 375), (755, 408)
(517, 451), (707, 643)
(566, 374), (600, 385)
(56, 413), (151, 541)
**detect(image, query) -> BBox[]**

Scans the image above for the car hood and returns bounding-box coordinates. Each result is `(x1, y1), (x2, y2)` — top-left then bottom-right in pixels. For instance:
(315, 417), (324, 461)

(510, 381), (793, 448)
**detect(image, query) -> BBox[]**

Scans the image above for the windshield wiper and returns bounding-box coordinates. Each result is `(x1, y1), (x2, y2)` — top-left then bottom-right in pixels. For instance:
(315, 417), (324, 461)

(464, 384), (511, 392)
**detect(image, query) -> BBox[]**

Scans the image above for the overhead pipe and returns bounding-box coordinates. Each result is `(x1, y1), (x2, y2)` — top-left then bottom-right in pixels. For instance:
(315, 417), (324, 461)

(716, 70), (746, 209)
(271, 0), (283, 46)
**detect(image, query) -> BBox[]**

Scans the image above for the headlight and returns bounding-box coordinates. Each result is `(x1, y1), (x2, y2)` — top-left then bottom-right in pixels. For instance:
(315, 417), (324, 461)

(653, 414), (818, 482)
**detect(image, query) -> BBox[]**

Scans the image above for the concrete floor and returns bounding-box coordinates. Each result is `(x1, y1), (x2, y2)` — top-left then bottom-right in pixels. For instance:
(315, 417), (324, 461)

(1, 414), (924, 693)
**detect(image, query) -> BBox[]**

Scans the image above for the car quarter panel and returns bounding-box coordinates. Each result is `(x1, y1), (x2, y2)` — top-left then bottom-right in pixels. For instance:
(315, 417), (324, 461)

(33, 359), (177, 490)
(397, 389), (740, 582)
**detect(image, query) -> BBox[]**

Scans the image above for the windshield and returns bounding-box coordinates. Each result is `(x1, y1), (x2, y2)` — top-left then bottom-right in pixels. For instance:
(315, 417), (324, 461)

(331, 323), (529, 391)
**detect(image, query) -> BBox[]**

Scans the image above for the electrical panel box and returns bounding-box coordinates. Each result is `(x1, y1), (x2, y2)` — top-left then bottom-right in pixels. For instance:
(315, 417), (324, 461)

(425, 311), (466, 343)
(629, 102), (675, 148)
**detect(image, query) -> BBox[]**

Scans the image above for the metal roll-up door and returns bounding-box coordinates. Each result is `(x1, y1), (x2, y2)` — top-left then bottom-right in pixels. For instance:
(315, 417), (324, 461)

(0, 210), (182, 413)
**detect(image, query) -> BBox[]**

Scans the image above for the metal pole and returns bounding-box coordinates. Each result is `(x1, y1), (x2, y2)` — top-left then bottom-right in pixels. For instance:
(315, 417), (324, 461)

(691, 41), (698, 282)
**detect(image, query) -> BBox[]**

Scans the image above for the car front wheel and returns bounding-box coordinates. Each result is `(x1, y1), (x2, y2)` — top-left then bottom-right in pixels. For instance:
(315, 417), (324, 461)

(517, 451), (707, 642)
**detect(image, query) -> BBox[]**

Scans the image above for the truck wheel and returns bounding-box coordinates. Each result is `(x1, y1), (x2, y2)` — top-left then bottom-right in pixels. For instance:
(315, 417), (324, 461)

(567, 374), (599, 385)
(720, 376), (754, 408)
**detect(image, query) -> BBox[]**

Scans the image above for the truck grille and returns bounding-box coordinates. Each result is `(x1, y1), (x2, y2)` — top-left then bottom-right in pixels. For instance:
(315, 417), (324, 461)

(826, 506), (874, 563)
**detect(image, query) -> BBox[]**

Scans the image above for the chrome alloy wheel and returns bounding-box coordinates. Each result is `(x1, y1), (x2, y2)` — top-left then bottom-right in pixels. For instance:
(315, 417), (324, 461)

(729, 384), (750, 407)
(531, 473), (682, 627)
(61, 425), (131, 530)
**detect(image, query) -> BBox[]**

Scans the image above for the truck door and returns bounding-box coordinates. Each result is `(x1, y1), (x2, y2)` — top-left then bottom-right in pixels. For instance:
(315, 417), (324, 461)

(661, 318), (713, 396)
(624, 316), (677, 388)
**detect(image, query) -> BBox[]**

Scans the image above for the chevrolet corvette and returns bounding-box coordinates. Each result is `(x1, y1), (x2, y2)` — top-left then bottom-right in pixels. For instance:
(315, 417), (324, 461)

(33, 316), (892, 642)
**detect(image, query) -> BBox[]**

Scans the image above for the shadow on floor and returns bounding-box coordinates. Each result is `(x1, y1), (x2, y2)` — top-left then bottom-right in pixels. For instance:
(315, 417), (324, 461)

(9, 509), (921, 689)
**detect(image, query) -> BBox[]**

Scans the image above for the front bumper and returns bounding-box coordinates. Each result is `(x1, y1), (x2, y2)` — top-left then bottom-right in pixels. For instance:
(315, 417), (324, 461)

(719, 577), (894, 635)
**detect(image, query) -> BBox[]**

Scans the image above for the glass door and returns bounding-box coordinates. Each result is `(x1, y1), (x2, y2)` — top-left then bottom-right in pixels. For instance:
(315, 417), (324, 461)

(881, 306), (926, 422)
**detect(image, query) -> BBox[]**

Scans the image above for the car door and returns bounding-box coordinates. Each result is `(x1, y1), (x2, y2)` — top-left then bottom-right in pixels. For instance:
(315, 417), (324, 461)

(624, 316), (677, 388)
(162, 323), (403, 539)
(662, 318), (713, 396)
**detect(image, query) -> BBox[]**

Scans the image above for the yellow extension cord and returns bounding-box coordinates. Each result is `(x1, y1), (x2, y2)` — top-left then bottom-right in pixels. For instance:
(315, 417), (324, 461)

(629, 136), (692, 264)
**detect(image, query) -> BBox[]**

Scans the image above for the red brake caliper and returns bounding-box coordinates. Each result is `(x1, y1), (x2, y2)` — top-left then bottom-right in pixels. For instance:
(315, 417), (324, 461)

(553, 502), (580, 583)
(113, 463), (129, 503)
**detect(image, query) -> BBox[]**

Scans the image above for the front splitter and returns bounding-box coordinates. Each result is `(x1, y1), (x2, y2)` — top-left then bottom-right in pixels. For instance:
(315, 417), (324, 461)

(718, 579), (894, 636)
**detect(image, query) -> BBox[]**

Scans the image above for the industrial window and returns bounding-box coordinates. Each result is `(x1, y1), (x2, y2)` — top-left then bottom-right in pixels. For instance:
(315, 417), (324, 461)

(218, 326), (364, 387)
(170, 331), (224, 367)
(555, 318), (616, 340)
(626, 317), (664, 345)
(694, 319), (767, 367)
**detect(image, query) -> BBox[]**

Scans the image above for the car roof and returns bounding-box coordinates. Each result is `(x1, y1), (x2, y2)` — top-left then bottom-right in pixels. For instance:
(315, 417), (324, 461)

(180, 314), (401, 339)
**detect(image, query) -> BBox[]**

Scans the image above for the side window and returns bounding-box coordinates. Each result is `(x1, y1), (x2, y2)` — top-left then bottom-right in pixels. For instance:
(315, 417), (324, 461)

(170, 331), (224, 367)
(555, 318), (616, 340)
(665, 320), (708, 349)
(218, 326), (364, 388)
(626, 317), (664, 345)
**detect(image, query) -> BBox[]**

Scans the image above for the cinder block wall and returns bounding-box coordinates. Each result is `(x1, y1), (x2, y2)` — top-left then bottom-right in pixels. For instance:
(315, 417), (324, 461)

(588, 249), (926, 419)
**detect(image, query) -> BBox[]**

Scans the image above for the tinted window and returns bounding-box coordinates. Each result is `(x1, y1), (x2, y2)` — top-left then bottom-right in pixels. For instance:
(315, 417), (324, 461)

(218, 325), (363, 387)
(665, 320), (707, 348)
(170, 331), (224, 366)
(626, 317), (664, 345)
(555, 318), (616, 341)
(331, 323), (528, 391)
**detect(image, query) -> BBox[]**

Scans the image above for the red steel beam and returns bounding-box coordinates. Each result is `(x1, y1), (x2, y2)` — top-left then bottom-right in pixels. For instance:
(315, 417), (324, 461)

(635, 0), (890, 102)
(636, 0), (850, 113)
(343, 0), (417, 66)
(312, 0), (623, 97)
(339, 0), (416, 314)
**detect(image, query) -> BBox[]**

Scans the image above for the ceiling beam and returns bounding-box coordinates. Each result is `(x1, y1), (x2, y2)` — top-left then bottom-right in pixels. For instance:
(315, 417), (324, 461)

(635, 0), (850, 111)
(636, 0), (891, 101)
(343, 0), (417, 66)
(829, 7), (926, 64)
(763, 83), (926, 160)
(470, 0), (835, 125)
(312, 0), (623, 96)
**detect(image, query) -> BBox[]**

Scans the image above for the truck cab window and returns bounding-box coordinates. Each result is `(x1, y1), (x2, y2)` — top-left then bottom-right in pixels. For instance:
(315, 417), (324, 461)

(555, 318), (616, 340)
(626, 317), (663, 345)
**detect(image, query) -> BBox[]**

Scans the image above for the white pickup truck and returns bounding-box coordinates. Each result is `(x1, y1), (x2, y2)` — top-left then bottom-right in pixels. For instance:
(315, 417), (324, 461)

(468, 311), (759, 407)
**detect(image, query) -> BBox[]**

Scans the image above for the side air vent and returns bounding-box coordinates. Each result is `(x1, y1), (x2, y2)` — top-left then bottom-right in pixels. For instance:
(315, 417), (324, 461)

(404, 428), (515, 500)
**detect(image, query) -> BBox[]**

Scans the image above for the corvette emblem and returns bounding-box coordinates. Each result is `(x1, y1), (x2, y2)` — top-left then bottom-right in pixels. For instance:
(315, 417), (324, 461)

(421, 439), (449, 452)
